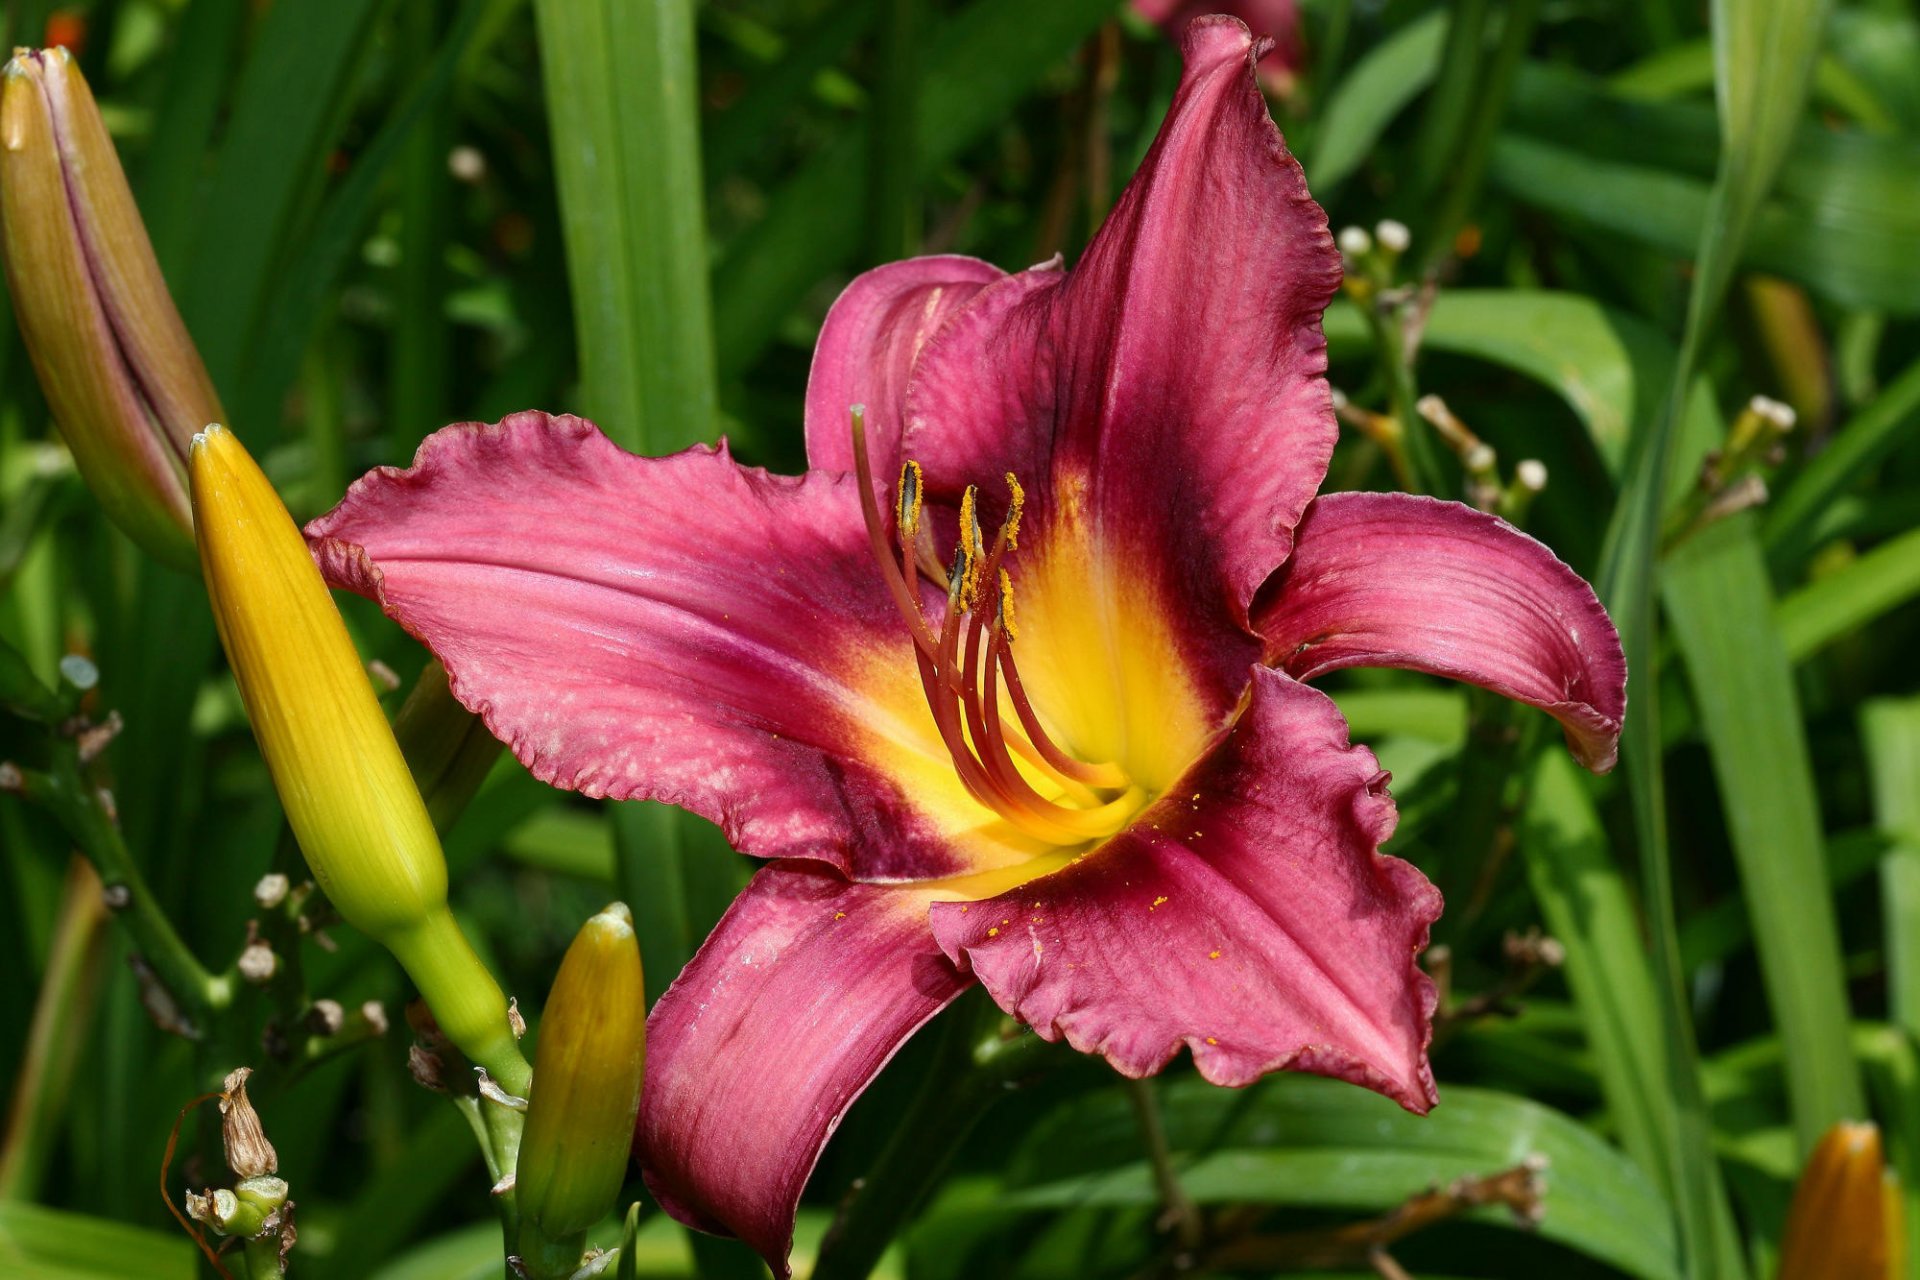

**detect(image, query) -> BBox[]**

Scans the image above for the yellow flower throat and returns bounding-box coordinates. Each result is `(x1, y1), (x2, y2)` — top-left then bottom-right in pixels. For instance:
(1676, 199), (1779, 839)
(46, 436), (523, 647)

(850, 407), (1148, 848)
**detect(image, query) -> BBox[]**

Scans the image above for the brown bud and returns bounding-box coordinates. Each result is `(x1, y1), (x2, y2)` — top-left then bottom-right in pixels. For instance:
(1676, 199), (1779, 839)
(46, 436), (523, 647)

(219, 1067), (277, 1179)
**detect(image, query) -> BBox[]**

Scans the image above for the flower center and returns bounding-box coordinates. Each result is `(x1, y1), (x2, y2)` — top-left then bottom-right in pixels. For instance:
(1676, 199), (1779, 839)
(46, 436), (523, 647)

(850, 407), (1146, 848)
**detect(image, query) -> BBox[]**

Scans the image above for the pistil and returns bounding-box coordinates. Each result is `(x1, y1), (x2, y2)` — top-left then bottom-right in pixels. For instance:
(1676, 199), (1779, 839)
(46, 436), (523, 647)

(849, 409), (1140, 847)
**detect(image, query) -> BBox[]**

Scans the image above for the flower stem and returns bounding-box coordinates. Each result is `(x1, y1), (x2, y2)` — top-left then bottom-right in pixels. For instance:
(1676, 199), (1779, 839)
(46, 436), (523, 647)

(1124, 1076), (1202, 1253)
(12, 736), (226, 1027)
(1360, 294), (1444, 496)
(0, 856), (110, 1199)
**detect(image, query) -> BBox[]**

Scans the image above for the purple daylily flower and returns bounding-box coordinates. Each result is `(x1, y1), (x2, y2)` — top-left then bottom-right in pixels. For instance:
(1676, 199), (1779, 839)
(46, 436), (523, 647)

(305, 19), (1624, 1277)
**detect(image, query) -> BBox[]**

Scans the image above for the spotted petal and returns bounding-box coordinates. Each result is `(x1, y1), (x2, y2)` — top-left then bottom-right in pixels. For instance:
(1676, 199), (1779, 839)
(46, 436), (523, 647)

(307, 411), (1057, 881)
(1257, 492), (1627, 772)
(638, 863), (966, 1278)
(929, 667), (1441, 1112)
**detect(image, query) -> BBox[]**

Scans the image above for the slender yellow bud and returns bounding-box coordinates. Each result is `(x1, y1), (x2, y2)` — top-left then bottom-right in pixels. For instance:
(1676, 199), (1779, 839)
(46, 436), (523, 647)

(0, 48), (223, 570)
(1777, 1121), (1902, 1280)
(517, 903), (646, 1242)
(190, 425), (528, 1093)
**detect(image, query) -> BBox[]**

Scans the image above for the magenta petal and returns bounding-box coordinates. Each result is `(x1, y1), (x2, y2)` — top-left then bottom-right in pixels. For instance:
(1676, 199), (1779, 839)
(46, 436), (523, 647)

(1133, 0), (1305, 78)
(902, 16), (1340, 626)
(638, 863), (968, 1277)
(930, 668), (1440, 1112)
(1258, 492), (1627, 773)
(804, 255), (1004, 478)
(306, 411), (997, 880)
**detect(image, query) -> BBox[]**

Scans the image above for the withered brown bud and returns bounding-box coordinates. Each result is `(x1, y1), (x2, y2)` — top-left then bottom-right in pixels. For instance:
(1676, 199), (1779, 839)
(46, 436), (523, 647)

(219, 1067), (278, 1179)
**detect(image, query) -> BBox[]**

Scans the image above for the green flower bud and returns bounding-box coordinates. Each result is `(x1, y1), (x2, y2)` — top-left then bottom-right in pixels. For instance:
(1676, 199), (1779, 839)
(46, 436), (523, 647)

(191, 425), (529, 1094)
(517, 903), (646, 1241)
(0, 48), (223, 571)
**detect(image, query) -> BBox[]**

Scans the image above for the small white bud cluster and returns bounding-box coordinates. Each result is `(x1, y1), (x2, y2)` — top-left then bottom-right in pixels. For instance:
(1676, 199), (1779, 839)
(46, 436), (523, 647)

(1375, 219), (1411, 254)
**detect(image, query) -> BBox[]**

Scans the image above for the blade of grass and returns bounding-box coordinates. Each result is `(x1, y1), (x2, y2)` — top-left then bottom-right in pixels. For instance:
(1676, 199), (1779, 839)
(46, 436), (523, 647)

(1307, 11), (1447, 193)
(711, 0), (1120, 377)
(174, 0), (387, 395)
(533, 0), (717, 449)
(1863, 699), (1920, 1039)
(135, 0), (247, 276)
(1591, 0), (1834, 1269)
(391, 0), (457, 454)
(1409, 0), (1490, 197)
(867, 0), (922, 263)
(1776, 524), (1920, 661)
(1664, 512), (1866, 1150)
(238, 0), (487, 450)
(1765, 354), (1920, 567)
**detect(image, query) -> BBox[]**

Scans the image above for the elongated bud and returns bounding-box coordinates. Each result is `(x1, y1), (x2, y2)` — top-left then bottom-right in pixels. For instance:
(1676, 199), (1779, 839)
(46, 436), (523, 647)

(0, 48), (222, 570)
(1777, 1121), (1901, 1280)
(517, 903), (646, 1242)
(190, 425), (529, 1094)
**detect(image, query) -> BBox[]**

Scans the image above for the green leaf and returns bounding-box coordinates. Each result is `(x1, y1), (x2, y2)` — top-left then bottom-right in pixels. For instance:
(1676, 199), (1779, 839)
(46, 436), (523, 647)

(239, 0), (488, 449)
(174, 0), (387, 394)
(1765, 354), (1920, 566)
(1487, 131), (1920, 315)
(711, 0), (1118, 377)
(1585, 0), (1835, 1269)
(1664, 513), (1865, 1150)
(994, 1077), (1681, 1280)
(534, 0), (718, 450)
(1306, 11), (1446, 193)
(1776, 524), (1920, 662)
(1517, 751), (1675, 1207)
(1863, 699), (1920, 1038)
(0, 1201), (194, 1280)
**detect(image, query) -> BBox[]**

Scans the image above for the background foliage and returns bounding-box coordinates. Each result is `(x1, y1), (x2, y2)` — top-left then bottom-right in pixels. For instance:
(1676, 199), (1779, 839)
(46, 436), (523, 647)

(2, 0), (1919, 1276)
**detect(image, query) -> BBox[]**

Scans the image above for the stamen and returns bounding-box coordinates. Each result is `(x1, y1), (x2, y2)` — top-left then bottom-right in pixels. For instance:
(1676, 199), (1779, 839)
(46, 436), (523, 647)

(896, 460), (923, 540)
(1002, 473), (1025, 549)
(956, 485), (985, 608)
(850, 407), (939, 660)
(998, 641), (1131, 791)
(852, 427), (1141, 846)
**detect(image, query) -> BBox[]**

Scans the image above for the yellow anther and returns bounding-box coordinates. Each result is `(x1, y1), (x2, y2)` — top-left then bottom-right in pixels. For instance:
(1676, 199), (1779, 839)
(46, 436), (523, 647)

(957, 484), (984, 606)
(997, 568), (1018, 640)
(1003, 472), (1025, 549)
(896, 459), (924, 540)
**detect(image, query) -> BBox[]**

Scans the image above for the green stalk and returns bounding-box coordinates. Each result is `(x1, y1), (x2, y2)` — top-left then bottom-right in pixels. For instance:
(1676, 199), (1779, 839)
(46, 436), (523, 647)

(534, 0), (718, 450)
(1863, 700), (1920, 1039)
(1359, 298), (1444, 496)
(1764, 354), (1920, 568)
(1589, 0), (1836, 1271)
(1409, 0), (1490, 197)
(0, 857), (110, 1200)
(391, 0), (455, 455)
(866, 0), (922, 263)
(1420, 0), (1543, 275)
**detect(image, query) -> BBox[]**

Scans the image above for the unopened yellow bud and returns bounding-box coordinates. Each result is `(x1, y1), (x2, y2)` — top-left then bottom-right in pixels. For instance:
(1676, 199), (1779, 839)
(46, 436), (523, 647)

(517, 903), (645, 1242)
(191, 425), (528, 1094)
(1777, 1121), (1902, 1280)
(0, 48), (222, 570)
